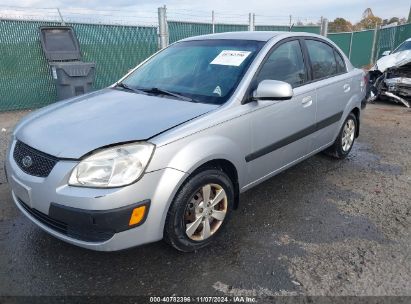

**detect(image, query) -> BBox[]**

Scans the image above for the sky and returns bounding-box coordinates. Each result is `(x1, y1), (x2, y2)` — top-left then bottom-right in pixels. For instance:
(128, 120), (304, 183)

(0, 0), (409, 24)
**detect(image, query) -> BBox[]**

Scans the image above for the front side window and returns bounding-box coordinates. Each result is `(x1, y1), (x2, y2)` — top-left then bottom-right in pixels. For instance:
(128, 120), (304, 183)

(121, 39), (265, 104)
(256, 40), (306, 87)
(306, 39), (338, 80)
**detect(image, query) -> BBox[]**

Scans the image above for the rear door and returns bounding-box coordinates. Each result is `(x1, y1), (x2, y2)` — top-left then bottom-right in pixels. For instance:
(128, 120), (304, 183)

(246, 38), (317, 184)
(303, 39), (352, 150)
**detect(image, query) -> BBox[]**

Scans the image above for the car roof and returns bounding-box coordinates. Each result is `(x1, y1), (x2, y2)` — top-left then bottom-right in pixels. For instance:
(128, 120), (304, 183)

(180, 31), (324, 42)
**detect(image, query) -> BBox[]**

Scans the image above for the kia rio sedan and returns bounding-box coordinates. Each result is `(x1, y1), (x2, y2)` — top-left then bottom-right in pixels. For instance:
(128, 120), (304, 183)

(5, 32), (366, 251)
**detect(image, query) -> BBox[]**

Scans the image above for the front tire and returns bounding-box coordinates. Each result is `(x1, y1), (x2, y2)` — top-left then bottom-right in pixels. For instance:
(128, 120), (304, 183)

(325, 113), (357, 159)
(164, 169), (234, 252)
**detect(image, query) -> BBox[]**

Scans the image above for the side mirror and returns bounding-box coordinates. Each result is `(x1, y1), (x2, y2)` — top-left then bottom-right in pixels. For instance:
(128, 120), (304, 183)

(252, 80), (293, 101)
(382, 50), (391, 56)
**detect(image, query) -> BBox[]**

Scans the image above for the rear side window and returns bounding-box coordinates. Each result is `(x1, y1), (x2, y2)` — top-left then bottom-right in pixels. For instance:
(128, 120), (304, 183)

(334, 50), (346, 73)
(306, 39), (338, 80)
(256, 40), (306, 88)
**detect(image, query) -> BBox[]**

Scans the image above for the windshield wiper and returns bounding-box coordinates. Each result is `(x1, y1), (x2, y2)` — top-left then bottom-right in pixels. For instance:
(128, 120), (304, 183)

(115, 82), (147, 95)
(138, 87), (197, 102)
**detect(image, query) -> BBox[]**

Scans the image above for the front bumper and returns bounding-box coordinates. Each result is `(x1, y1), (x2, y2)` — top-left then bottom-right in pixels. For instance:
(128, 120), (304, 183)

(16, 197), (150, 242)
(6, 139), (188, 251)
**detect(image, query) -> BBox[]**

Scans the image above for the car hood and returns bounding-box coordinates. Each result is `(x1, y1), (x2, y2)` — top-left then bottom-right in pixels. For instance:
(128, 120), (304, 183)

(15, 89), (218, 159)
(375, 50), (411, 72)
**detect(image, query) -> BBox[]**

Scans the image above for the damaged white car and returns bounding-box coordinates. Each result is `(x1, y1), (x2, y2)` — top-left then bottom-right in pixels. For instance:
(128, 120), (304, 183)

(368, 38), (411, 108)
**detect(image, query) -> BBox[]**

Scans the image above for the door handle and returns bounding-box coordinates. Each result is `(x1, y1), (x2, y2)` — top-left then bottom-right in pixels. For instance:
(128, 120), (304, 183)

(343, 84), (351, 93)
(301, 96), (313, 107)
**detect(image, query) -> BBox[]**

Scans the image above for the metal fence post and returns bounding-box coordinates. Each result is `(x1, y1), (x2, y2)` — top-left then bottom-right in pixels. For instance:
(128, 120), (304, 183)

(320, 16), (323, 35)
(370, 24), (379, 65)
(348, 31), (354, 60)
(158, 5), (169, 49)
(212, 10), (215, 34)
(249, 13), (254, 31)
(321, 18), (328, 36)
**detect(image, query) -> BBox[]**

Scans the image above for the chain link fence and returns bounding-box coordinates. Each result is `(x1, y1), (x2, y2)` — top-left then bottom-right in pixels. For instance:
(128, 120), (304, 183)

(0, 5), (410, 112)
(376, 23), (411, 58)
(0, 6), (322, 111)
(0, 18), (158, 111)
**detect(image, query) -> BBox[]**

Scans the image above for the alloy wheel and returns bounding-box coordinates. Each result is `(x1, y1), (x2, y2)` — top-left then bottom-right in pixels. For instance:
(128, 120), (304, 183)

(342, 118), (355, 152)
(184, 183), (228, 241)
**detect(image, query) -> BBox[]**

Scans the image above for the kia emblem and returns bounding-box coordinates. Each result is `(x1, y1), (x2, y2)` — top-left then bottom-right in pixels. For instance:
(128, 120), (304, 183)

(22, 156), (33, 168)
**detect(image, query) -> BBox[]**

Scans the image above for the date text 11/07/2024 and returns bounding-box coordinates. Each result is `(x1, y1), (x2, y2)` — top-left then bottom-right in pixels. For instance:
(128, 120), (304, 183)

(149, 296), (257, 303)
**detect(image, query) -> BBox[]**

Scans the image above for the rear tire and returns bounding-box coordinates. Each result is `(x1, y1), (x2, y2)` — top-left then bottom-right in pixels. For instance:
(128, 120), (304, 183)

(325, 113), (357, 159)
(164, 169), (234, 252)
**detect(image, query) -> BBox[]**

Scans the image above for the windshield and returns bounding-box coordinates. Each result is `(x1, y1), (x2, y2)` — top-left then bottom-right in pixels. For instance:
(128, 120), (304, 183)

(393, 40), (411, 53)
(121, 39), (265, 104)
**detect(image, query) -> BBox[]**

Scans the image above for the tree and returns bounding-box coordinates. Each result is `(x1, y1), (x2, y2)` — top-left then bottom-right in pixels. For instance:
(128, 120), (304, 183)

(388, 17), (400, 24)
(354, 8), (382, 30)
(382, 16), (408, 26)
(357, 15), (382, 29)
(328, 18), (353, 32)
(382, 17), (399, 26)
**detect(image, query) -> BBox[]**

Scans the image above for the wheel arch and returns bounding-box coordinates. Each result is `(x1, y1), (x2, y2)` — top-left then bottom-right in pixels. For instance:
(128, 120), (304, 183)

(351, 107), (360, 138)
(190, 159), (240, 209)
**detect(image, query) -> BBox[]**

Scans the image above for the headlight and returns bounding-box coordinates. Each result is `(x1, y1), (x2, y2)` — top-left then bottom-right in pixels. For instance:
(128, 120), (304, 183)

(69, 143), (155, 188)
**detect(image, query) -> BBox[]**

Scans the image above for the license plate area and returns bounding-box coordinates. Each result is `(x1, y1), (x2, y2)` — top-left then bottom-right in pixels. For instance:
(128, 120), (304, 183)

(11, 175), (31, 207)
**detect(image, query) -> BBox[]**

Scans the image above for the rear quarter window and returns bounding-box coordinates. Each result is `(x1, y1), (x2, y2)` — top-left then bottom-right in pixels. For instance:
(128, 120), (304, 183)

(306, 39), (338, 80)
(334, 50), (346, 73)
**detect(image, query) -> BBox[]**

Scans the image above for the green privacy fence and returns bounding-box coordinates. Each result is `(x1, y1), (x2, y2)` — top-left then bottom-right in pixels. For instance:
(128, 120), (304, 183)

(1, 18), (320, 112)
(256, 25), (289, 31)
(328, 32), (352, 55)
(350, 29), (374, 67)
(169, 21), (213, 43)
(72, 23), (157, 90)
(328, 23), (411, 67)
(291, 26), (321, 34)
(215, 24), (248, 33)
(0, 16), (410, 112)
(328, 30), (374, 67)
(169, 22), (320, 43)
(168, 21), (250, 43)
(0, 19), (158, 111)
(255, 25), (321, 34)
(375, 23), (411, 58)
(0, 20), (61, 111)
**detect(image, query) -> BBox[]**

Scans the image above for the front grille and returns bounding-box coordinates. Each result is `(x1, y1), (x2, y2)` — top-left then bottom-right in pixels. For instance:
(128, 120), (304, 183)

(13, 141), (59, 177)
(18, 198), (68, 235)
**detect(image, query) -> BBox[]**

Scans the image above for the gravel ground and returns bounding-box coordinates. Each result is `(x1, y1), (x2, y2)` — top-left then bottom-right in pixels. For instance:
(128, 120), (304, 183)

(0, 102), (410, 297)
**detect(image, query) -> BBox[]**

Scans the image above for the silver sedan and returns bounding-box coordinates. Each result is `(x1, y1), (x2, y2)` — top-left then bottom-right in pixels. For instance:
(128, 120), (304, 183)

(5, 31), (366, 251)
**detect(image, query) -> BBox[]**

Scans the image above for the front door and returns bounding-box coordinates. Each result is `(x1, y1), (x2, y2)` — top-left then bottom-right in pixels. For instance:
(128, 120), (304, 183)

(246, 39), (316, 185)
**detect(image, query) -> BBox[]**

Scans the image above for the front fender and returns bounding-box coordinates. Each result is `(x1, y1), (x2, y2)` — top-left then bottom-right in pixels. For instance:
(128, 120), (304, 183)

(147, 135), (247, 188)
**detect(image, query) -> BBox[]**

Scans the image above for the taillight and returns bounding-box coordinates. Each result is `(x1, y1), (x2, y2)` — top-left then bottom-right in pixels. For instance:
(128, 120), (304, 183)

(364, 74), (369, 84)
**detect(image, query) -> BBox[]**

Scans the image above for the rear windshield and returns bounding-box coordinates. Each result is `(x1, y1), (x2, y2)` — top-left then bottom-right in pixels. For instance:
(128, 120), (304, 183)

(121, 39), (265, 104)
